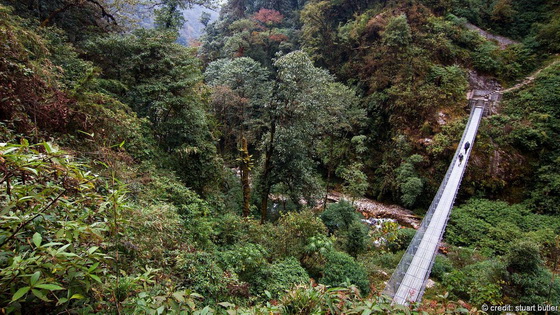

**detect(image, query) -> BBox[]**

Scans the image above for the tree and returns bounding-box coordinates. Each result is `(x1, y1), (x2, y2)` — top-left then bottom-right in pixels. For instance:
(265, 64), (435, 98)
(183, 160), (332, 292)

(154, 0), (187, 31)
(205, 57), (271, 215)
(382, 14), (412, 49)
(396, 154), (424, 208)
(85, 29), (220, 193)
(300, 1), (337, 66)
(320, 200), (362, 233)
(200, 11), (212, 27)
(337, 163), (369, 204)
(256, 51), (359, 222)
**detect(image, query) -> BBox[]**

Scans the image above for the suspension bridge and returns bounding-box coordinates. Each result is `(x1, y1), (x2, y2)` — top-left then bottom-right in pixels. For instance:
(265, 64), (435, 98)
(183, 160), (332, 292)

(383, 90), (501, 305)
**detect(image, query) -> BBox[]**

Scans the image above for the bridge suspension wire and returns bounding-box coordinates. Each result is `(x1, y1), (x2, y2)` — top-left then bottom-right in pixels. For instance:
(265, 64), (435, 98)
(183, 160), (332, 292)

(383, 91), (498, 305)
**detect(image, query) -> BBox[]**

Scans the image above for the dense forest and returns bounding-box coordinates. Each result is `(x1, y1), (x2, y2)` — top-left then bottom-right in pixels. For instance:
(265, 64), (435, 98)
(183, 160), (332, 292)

(1, 0), (559, 313)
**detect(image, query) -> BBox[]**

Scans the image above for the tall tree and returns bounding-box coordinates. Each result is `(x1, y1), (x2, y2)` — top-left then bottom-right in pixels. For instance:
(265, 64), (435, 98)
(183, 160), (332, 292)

(257, 51), (360, 222)
(85, 29), (220, 193)
(205, 57), (271, 215)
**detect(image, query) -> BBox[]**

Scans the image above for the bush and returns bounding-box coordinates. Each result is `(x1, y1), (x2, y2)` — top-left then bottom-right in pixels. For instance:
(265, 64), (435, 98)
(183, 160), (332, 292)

(505, 241), (542, 273)
(251, 257), (309, 298)
(343, 222), (369, 257)
(321, 251), (370, 295)
(320, 201), (369, 257)
(387, 228), (416, 253)
(0, 141), (111, 313)
(274, 210), (327, 260)
(504, 241), (560, 305)
(320, 201), (361, 233)
(431, 255), (453, 281)
(176, 252), (230, 304)
(442, 259), (505, 305)
(446, 199), (559, 254)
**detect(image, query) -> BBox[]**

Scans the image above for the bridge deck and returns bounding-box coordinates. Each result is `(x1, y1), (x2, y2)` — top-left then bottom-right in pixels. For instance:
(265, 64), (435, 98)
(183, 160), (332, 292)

(384, 104), (486, 305)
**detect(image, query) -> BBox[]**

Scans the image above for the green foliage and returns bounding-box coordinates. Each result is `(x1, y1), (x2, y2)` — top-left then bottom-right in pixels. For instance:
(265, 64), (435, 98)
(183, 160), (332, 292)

(446, 199), (560, 254)
(442, 259), (505, 305)
(336, 163), (369, 202)
(504, 240), (560, 305)
(0, 141), (111, 312)
(218, 243), (268, 277)
(343, 222), (369, 258)
(176, 252), (231, 304)
(382, 14), (412, 48)
(204, 57), (271, 158)
(320, 200), (362, 233)
(449, 0), (554, 40)
(274, 210), (327, 260)
(84, 29), (221, 194)
(257, 51), (361, 209)
(396, 154), (425, 208)
(505, 240), (543, 274)
(250, 257), (309, 298)
(321, 251), (370, 295)
(387, 228), (417, 253)
(431, 255), (453, 281)
(320, 201), (369, 257)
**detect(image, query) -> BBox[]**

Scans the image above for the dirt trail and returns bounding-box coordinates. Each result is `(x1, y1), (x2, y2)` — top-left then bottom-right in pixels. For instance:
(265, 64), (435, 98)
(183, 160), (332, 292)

(465, 23), (519, 49)
(502, 57), (560, 93)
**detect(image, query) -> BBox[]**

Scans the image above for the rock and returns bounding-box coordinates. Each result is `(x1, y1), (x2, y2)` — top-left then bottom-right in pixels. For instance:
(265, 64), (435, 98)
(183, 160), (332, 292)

(426, 279), (436, 289)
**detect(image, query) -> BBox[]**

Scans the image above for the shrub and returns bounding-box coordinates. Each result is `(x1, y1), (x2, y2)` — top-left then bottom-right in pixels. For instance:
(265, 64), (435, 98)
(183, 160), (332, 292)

(217, 243), (268, 278)
(387, 228), (416, 253)
(431, 255), (453, 281)
(274, 210), (327, 260)
(505, 241), (542, 273)
(446, 199), (559, 254)
(342, 222), (369, 257)
(176, 252), (230, 304)
(320, 200), (361, 233)
(320, 201), (369, 257)
(0, 141), (111, 313)
(250, 257), (309, 298)
(442, 259), (505, 305)
(321, 251), (370, 295)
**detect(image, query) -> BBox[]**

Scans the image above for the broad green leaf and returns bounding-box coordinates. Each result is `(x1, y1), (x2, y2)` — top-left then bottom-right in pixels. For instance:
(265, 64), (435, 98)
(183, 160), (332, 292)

(35, 284), (64, 291)
(32, 289), (50, 302)
(42, 242), (63, 247)
(56, 297), (68, 305)
(172, 291), (185, 303)
(11, 286), (30, 302)
(1, 146), (19, 155)
(87, 246), (99, 254)
(190, 292), (204, 299)
(32, 232), (42, 247)
(88, 262), (100, 273)
(43, 142), (53, 153)
(30, 271), (40, 286)
(218, 302), (235, 308)
(89, 274), (102, 283)
(22, 167), (38, 176)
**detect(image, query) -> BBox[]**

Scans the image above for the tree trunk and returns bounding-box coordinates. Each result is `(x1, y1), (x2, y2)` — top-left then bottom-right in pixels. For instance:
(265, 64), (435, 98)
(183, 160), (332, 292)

(260, 122), (276, 224)
(240, 137), (251, 217)
(323, 135), (334, 210)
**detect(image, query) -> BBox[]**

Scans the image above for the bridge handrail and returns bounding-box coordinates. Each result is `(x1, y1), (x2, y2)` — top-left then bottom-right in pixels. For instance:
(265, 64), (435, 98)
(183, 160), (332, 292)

(383, 101), (483, 299)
